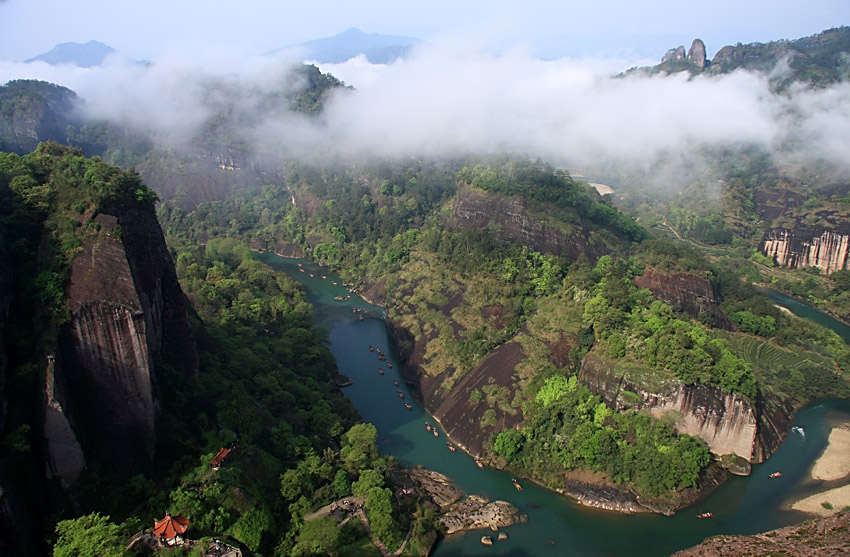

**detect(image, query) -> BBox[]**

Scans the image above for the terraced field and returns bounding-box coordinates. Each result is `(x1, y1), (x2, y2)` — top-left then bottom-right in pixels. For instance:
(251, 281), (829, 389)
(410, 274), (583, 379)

(719, 331), (836, 375)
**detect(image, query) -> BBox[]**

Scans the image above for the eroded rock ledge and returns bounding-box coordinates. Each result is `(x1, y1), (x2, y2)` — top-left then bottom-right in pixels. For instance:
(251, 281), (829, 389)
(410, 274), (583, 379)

(407, 469), (526, 534)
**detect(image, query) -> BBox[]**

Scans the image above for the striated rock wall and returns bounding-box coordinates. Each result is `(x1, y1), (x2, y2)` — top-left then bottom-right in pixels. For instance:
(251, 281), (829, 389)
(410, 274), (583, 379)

(580, 351), (790, 463)
(413, 341), (526, 457)
(448, 185), (611, 261)
(635, 268), (733, 330)
(57, 210), (196, 474)
(761, 227), (850, 274)
(644, 387), (758, 459)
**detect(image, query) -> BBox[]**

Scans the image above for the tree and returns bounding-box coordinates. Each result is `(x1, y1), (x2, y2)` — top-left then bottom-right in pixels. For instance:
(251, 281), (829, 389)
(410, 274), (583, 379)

(494, 429), (524, 461)
(53, 513), (123, 557)
(352, 468), (384, 497)
(340, 423), (378, 471)
(229, 508), (273, 552)
(365, 486), (400, 550)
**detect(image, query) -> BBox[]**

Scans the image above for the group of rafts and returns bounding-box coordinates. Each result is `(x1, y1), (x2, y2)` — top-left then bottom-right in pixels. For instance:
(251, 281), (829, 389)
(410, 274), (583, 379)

(297, 263), (359, 308)
(367, 346), (522, 489)
(369, 345), (409, 410)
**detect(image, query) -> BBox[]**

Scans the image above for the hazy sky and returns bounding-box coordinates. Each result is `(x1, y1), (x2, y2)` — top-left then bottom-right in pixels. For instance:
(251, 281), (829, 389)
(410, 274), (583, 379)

(1, 0), (847, 62)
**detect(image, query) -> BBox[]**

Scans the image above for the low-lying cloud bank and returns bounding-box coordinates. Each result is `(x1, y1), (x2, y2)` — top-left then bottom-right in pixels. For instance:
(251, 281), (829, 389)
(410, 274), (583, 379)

(2, 39), (849, 179)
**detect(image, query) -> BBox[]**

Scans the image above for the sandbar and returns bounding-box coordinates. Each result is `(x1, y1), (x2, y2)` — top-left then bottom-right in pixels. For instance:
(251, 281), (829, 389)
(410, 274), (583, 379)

(791, 484), (850, 516)
(811, 426), (850, 481)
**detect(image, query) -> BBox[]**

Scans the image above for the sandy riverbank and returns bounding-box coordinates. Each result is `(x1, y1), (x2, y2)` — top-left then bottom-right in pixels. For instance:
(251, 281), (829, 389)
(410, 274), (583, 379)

(812, 426), (850, 481)
(791, 485), (850, 516)
(790, 423), (850, 516)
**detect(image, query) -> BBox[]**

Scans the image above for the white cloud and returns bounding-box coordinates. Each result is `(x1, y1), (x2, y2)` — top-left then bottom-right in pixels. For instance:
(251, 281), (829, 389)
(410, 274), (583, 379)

(2, 38), (849, 181)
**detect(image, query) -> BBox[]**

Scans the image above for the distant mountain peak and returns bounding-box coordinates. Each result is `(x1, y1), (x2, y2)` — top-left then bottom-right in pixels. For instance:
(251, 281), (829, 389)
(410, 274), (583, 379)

(273, 28), (421, 64)
(26, 40), (124, 67)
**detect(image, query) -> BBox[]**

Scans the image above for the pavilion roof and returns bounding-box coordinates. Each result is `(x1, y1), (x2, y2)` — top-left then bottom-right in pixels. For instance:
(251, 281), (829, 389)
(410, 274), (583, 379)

(211, 447), (233, 467)
(153, 513), (189, 539)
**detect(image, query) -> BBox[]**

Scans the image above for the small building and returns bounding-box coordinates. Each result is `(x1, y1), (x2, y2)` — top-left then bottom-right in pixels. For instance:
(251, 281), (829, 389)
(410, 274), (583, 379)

(153, 513), (190, 546)
(211, 447), (233, 469)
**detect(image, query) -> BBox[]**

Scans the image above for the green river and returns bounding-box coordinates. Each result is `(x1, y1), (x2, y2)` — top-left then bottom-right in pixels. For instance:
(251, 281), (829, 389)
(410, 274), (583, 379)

(258, 252), (850, 556)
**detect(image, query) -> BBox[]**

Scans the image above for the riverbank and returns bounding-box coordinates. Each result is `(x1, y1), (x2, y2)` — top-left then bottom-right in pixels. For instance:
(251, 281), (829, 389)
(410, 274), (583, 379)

(812, 426), (850, 481)
(789, 422), (850, 516)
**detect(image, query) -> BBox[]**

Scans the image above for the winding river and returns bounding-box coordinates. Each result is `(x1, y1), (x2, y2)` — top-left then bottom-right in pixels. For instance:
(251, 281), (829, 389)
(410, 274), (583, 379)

(257, 252), (850, 556)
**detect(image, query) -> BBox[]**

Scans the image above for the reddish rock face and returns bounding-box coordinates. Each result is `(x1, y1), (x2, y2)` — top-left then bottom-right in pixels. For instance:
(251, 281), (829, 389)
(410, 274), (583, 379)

(580, 351), (793, 463)
(57, 208), (197, 475)
(761, 225), (850, 274)
(634, 268), (733, 330)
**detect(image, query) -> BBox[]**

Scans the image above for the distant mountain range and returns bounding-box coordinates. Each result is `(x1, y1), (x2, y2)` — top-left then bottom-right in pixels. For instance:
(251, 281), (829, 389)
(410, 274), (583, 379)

(24, 40), (133, 67)
(274, 27), (421, 64)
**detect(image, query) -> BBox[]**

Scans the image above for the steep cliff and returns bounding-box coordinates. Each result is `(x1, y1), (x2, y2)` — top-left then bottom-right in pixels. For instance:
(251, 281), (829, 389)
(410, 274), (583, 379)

(0, 80), (79, 154)
(761, 225), (850, 274)
(448, 184), (615, 261)
(635, 268), (733, 329)
(402, 337), (526, 456)
(580, 351), (791, 463)
(58, 210), (197, 474)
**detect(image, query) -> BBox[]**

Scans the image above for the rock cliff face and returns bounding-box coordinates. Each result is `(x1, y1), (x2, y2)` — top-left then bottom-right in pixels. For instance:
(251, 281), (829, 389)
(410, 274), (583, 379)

(56, 210), (197, 474)
(0, 81), (78, 154)
(448, 185), (612, 261)
(634, 268), (733, 330)
(580, 351), (792, 462)
(761, 226), (850, 274)
(688, 39), (707, 68)
(662, 45), (687, 62)
(395, 316), (526, 456)
(43, 354), (86, 487)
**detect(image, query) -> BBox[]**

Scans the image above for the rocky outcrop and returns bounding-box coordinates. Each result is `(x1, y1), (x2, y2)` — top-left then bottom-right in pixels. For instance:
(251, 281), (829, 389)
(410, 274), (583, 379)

(688, 39), (707, 68)
(448, 184), (612, 261)
(58, 211), (197, 474)
(674, 511), (850, 556)
(580, 351), (791, 463)
(761, 226), (850, 274)
(43, 354), (85, 487)
(662, 45), (687, 62)
(563, 471), (647, 513)
(407, 469), (525, 534)
(635, 268), (733, 330)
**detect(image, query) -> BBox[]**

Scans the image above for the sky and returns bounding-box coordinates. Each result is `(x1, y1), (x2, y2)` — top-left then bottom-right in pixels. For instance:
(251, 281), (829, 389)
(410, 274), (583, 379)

(1, 0), (848, 62)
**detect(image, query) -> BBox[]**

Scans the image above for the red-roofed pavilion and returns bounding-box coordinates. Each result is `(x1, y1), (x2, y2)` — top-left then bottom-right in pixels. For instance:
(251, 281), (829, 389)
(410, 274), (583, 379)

(211, 447), (233, 469)
(153, 513), (189, 545)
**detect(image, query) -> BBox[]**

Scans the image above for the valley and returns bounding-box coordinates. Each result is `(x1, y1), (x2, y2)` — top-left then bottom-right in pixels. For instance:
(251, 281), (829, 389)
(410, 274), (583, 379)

(1, 22), (850, 557)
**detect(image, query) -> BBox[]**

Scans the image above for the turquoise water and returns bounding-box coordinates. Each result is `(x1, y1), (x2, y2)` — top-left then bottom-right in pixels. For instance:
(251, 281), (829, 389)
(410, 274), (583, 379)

(258, 253), (850, 556)
(762, 288), (850, 344)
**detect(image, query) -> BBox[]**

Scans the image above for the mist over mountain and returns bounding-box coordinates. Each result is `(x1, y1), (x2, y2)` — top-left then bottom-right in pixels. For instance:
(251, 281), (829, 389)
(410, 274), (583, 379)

(1, 28), (848, 190)
(23, 40), (138, 67)
(275, 27), (421, 64)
